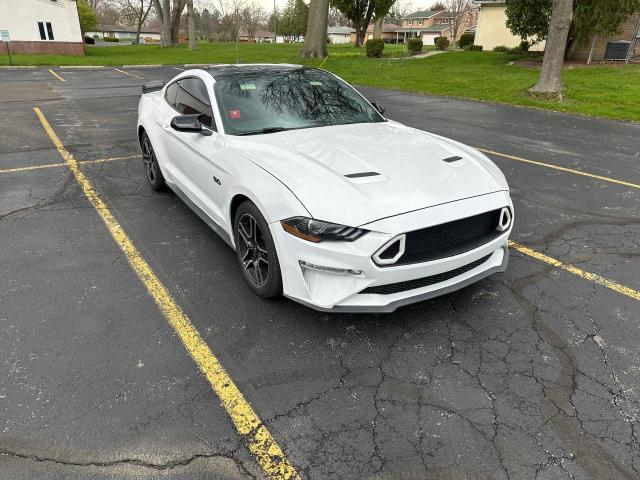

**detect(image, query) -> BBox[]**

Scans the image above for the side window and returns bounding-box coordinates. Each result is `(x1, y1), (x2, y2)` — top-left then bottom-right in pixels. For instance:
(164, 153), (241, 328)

(175, 77), (215, 129)
(164, 81), (179, 108)
(46, 22), (54, 40)
(38, 22), (46, 40)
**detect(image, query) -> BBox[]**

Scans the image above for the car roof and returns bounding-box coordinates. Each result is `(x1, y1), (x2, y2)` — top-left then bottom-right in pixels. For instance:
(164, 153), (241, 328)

(206, 63), (309, 80)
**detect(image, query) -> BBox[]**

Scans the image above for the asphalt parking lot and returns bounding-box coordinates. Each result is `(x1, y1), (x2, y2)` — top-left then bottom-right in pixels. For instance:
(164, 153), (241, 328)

(1, 65), (639, 480)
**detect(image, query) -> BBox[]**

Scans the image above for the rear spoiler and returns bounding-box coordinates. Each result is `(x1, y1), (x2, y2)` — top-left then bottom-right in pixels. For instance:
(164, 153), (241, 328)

(142, 80), (165, 94)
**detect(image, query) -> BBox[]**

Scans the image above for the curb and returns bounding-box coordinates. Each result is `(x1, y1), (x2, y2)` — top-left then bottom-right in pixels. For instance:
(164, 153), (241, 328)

(59, 65), (105, 70)
(0, 66), (37, 69)
(122, 64), (164, 68)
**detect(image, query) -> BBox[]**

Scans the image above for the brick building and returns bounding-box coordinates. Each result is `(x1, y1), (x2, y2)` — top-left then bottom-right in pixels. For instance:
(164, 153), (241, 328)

(572, 12), (640, 63)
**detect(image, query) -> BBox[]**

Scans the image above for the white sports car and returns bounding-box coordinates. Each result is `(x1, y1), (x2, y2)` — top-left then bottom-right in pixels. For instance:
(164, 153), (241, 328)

(137, 64), (513, 312)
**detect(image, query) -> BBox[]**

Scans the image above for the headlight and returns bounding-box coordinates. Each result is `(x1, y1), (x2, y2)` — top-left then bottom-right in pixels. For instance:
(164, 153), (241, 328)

(281, 217), (368, 243)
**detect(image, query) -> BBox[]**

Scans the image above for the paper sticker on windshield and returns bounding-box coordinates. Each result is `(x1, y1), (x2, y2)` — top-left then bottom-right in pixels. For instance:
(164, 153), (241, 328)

(228, 109), (241, 119)
(309, 81), (323, 86)
(239, 83), (256, 90)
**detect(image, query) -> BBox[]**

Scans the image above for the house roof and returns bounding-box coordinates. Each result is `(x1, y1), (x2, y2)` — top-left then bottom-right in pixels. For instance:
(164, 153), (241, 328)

(239, 29), (275, 38)
(464, 25), (477, 33)
(403, 10), (442, 19)
(365, 23), (401, 33)
(423, 24), (452, 33)
(328, 26), (355, 34)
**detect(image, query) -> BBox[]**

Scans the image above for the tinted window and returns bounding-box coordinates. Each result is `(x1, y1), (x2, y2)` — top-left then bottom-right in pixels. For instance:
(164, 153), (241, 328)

(175, 77), (214, 129)
(213, 68), (384, 136)
(46, 22), (54, 40)
(164, 81), (179, 108)
(38, 22), (46, 40)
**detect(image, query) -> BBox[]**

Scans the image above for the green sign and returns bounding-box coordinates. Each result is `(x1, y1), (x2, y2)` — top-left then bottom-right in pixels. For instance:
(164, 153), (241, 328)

(0, 30), (9, 42)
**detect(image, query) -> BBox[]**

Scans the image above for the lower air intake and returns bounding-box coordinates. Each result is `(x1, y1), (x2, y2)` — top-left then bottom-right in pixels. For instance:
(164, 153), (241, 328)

(360, 254), (492, 295)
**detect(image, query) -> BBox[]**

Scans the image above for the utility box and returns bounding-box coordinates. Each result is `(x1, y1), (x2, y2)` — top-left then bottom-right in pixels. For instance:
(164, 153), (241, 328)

(604, 40), (632, 60)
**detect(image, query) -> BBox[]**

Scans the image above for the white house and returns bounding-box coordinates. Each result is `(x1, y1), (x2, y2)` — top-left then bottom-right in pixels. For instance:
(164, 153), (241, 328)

(0, 0), (84, 55)
(327, 26), (355, 44)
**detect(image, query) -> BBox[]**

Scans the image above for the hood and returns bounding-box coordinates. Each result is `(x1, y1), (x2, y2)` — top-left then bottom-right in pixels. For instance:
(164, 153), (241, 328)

(226, 121), (508, 227)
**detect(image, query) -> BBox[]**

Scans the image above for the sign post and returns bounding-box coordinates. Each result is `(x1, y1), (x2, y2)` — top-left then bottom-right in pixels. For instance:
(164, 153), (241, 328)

(0, 30), (13, 65)
(0, 30), (11, 66)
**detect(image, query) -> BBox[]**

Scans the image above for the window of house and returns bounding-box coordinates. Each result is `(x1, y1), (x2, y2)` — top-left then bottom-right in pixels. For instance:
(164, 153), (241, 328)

(418, 19), (423, 25)
(37, 21), (54, 40)
(408, 19), (412, 26)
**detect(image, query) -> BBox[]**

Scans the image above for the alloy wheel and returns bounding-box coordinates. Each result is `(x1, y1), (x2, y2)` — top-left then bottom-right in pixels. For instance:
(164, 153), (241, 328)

(142, 136), (158, 184)
(237, 213), (269, 287)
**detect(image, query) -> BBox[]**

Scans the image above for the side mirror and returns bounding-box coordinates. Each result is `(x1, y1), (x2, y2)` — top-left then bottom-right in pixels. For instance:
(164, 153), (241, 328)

(170, 115), (212, 136)
(371, 102), (385, 115)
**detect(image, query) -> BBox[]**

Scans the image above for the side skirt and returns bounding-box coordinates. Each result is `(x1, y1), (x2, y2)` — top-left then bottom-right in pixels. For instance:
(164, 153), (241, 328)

(166, 181), (235, 250)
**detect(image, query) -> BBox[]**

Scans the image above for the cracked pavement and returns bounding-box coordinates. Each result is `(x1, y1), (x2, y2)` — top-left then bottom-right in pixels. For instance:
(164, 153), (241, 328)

(1, 67), (639, 479)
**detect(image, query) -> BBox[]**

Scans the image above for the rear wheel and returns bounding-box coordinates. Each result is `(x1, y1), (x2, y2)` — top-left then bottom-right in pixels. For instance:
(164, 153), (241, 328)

(140, 131), (166, 191)
(234, 201), (283, 298)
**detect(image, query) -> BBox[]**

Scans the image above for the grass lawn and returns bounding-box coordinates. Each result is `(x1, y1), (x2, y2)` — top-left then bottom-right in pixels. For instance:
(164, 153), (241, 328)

(1, 42), (638, 122)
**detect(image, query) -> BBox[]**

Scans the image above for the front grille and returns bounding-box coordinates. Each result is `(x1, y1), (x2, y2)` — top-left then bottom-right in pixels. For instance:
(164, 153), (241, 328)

(379, 209), (505, 266)
(360, 254), (492, 295)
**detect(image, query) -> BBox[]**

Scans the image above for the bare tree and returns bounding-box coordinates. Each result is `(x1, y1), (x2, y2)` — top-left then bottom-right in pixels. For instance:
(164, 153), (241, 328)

(241, 2), (266, 41)
(187, 0), (196, 48)
(300, 0), (329, 57)
(118, 0), (154, 43)
(442, 0), (471, 45)
(530, 0), (574, 97)
(152, 0), (188, 46)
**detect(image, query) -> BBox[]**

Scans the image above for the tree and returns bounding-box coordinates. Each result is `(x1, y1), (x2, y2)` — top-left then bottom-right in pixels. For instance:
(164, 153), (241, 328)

(373, 0), (395, 39)
(301, 0), (329, 57)
(331, 0), (375, 46)
(241, 2), (266, 41)
(430, 1), (445, 10)
(187, 0), (196, 49)
(506, 0), (640, 53)
(505, 0), (640, 95)
(118, 0), (154, 44)
(279, 0), (308, 40)
(77, 0), (99, 35)
(442, 0), (472, 45)
(152, 0), (188, 46)
(530, 0), (574, 97)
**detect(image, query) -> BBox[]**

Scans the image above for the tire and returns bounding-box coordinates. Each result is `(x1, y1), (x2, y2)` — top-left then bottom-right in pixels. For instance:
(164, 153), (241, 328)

(140, 131), (166, 191)
(233, 201), (283, 298)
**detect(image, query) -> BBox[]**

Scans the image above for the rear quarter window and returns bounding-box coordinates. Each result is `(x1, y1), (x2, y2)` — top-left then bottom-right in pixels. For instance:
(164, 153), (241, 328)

(164, 82), (179, 108)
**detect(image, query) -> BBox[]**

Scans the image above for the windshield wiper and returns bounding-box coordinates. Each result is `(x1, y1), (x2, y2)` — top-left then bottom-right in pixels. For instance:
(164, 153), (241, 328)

(235, 127), (289, 136)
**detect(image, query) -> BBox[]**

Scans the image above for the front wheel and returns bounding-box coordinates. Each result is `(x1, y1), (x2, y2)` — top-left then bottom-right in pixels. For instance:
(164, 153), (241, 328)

(234, 201), (283, 298)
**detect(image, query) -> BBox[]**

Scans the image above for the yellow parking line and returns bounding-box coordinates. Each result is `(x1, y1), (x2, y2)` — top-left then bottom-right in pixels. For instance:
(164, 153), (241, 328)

(33, 107), (299, 480)
(0, 155), (139, 175)
(114, 68), (145, 80)
(478, 147), (640, 190)
(48, 69), (65, 82)
(0, 162), (67, 174)
(509, 240), (640, 301)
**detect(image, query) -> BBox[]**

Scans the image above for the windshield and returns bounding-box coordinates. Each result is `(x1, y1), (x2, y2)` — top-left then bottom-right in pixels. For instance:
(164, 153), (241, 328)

(212, 68), (385, 136)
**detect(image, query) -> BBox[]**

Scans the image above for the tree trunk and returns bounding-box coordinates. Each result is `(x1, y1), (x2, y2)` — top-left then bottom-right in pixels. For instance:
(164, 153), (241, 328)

(373, 17), (383, 39)
(158, 0), (172, 47)
(136, 24), (142, 44)
(187, 0), (196, 50)
(300, 0), (329, 58)
(530, 0), (574, 98)
(355, 27), (366, 46)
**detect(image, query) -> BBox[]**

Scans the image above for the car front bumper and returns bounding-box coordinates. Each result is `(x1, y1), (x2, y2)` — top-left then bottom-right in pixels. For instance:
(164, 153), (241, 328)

(270, 192), (513, 313)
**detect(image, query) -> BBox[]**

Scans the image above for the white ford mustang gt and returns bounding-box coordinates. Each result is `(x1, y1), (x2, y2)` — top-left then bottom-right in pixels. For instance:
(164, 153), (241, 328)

(137, 64), (513, 312)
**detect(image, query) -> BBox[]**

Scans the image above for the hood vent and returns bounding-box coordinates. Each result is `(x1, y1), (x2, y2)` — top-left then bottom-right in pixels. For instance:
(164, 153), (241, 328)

(345, 171), (381, 178)
(443, 156), (463, 163)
